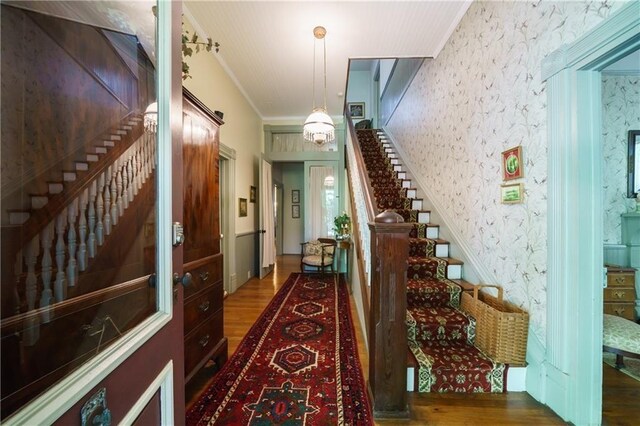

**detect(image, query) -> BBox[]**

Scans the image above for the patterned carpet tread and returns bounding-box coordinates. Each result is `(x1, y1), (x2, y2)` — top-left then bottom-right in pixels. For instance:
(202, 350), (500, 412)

(408, 305), (474, 343)
(407, 278), (461, 308)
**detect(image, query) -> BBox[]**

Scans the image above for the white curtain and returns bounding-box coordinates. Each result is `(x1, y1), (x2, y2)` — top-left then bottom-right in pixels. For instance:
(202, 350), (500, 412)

(308, 166), (335, 240)
(261, 160), (276, 268)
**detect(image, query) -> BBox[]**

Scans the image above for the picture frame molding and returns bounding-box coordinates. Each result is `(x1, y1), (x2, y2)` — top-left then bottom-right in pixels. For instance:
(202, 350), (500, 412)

(500, 182), (524, 204)
(501, 145), (524, 181)
(292, 189), (300, 204)
(347, 102), (365, 119)
(239, 198), (248, 217)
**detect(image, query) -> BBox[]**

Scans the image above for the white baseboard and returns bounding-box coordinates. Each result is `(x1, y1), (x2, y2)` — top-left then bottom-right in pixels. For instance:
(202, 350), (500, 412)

(507, 366), (527, 391)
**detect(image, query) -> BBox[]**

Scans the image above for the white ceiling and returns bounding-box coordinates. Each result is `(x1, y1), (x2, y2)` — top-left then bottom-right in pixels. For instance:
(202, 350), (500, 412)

(6, 1), (471, 121)
(184, 1), (472, 120)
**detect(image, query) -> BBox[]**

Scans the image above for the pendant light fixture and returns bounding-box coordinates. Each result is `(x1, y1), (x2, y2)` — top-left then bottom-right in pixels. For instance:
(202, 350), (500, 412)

(303, 26), (335, 146)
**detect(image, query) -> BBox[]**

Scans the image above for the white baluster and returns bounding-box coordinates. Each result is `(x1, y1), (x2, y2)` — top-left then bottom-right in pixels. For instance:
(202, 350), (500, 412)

(96, 173), (105, 245)
(40, 222), (54, 323)
(54, 209), (67, 302)
(88, 180), (97, 257)
(143, 135), (150, 180)
(78, 189), (88, 271)
(67, 199), (78, 287)
(126, 156), (134, 204)
(23, 235), (41, 346)
(104, 168), (113, 234)
(134, 148), (141, 195)
(110, 162), (118, 226)
(116, 160), (124, 218)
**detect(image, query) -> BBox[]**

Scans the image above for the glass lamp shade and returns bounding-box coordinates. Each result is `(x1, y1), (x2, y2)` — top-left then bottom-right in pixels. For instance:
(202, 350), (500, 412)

(144, 101), (158, 132)
(303, 108), (335, 145)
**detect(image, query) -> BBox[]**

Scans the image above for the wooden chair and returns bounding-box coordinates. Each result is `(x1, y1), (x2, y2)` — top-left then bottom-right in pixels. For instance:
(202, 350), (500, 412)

(300, 238), (337, 274)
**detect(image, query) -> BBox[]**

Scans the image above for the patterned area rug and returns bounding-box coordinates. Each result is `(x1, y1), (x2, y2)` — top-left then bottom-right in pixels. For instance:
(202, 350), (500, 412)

(186, 273), (373, 425)
(603, 352), (640, 382)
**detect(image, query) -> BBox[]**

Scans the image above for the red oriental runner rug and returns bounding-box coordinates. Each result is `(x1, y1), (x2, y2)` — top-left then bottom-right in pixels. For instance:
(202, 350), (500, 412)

(186, 273), (373, 425)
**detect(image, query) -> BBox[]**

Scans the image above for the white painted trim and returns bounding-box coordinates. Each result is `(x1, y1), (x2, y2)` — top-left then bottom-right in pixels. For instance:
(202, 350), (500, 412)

(384, 131), (498, 287)
(506, 367), (527, 392)
(119, 361), (174, 425)
(220, 143), (237, 294)
(4, 313), (171, 425)
(5, 2), (175, 423)
(431, 0), (473, 59)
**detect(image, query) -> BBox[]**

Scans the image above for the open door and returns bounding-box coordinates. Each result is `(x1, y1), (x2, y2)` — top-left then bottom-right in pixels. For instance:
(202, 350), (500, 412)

(1, 2), (185, 423)
(258, 157), (276, 278)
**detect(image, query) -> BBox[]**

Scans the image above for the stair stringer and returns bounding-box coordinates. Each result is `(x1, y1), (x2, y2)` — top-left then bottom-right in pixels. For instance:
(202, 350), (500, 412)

(382, 128), (499, 288)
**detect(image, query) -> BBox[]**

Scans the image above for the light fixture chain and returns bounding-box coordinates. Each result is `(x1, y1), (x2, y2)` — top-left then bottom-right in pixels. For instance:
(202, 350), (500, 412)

(312, 36), (317, 110)
(322, 36), (327, 110)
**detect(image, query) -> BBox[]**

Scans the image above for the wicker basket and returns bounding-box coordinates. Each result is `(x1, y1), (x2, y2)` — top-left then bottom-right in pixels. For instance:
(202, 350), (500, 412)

(460, 285), (529, 366)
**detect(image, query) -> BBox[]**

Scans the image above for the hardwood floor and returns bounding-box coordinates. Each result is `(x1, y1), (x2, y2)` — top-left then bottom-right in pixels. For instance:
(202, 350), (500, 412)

(186, 255), (640, 425)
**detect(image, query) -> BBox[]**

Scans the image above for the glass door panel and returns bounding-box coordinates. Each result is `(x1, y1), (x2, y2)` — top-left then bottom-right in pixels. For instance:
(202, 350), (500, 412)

(0, 1), (159, 419)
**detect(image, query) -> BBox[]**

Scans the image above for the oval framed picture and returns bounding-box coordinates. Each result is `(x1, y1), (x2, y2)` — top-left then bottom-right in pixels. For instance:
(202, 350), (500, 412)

(502, 146), (523, 181)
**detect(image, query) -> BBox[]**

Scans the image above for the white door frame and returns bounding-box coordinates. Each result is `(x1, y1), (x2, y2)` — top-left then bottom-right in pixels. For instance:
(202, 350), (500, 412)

(220, 143), (237, 293)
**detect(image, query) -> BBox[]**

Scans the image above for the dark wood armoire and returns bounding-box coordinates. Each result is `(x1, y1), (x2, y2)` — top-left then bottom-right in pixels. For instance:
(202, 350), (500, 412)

(182, 88), (227, 383)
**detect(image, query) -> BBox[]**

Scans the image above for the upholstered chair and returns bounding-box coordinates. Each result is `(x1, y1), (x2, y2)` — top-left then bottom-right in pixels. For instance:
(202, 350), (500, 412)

(300, 238), (337, 274)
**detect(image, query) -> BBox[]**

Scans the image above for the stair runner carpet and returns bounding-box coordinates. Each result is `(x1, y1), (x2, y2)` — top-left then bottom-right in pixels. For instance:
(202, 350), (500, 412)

(356, 129), (506, 393)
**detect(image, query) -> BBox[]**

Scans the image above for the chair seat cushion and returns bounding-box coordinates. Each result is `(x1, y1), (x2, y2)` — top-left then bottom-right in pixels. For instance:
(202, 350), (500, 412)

(302, 255), (333, 266)
(603, 314), (640, 354)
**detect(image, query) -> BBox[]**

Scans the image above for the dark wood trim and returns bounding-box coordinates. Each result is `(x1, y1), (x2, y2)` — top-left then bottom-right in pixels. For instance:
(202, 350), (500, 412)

(183, 87), (224, 127)
(346, 111), (377, 220)
(367, 211), (412, 419)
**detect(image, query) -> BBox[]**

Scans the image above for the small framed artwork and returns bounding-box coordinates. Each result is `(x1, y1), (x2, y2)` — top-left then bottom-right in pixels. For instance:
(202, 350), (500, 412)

(292, 204), (300, 218)
(501, 183), (524, 204)
(239, 198), (248, 217)
(348, 102), (365, 119)
(250, 186), (257, 203)
(292, 189), (300, 204)
(502, 146), (524, 181)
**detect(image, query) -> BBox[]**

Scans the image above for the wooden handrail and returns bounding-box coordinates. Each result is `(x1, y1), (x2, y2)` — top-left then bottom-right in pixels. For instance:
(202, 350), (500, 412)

(346, 111), (377, 221)
(11, 112), (143, 246)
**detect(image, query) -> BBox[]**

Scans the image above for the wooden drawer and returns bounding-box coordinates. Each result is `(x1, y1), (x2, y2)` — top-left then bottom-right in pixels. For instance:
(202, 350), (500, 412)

(184, 282), (223, 333)
(183, 254), (222, 300)
(184, 310), (223, 378)
(607, 272), (635, 288)
(604, 287), (636, 303)
(604, 303), (636, 321)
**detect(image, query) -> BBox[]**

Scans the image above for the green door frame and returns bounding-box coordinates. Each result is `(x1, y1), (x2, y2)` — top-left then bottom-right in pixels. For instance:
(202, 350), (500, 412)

(539, 3), (639, 424)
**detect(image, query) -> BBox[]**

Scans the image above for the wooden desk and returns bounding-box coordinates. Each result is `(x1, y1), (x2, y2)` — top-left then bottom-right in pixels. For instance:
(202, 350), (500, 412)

(336, 238), (351, 290)
(605, 265), (637, 321)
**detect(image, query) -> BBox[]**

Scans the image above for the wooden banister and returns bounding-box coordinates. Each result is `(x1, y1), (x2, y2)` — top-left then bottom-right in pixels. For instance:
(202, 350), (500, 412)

(346, 110), (377, 221)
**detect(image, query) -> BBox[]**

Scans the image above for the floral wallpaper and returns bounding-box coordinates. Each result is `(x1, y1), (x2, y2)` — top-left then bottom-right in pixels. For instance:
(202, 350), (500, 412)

(386, 0), (629, 344)
(602, 75), (640, 244)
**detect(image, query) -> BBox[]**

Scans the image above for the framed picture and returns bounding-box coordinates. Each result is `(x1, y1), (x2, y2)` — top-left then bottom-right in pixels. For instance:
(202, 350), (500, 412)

(292, 189), (300, 204)
(348, 102), (365, 119)
(239, 198), (247, 217)
(501, 183), (524, 204)
(292, 204), (300, 218)
(250, 186), (256, 203)
(502, 146), (524, 181)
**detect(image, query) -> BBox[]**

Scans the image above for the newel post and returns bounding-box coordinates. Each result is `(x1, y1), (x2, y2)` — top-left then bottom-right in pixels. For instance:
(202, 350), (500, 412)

(367, 209), (412, 418)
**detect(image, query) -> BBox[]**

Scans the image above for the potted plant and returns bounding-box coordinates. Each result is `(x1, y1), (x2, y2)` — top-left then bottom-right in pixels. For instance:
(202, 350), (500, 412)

(333, 212), (351, 239)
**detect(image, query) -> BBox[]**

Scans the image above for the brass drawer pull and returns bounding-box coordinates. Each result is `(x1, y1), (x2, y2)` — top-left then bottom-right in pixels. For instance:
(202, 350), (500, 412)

(200, 272), (210, 282)
(613, 291), (626, 299)
(614, 307), (626, 316)
(615, 276), (625, 284)
(199, 301), (210, 313)
(199, 334), (210, 348)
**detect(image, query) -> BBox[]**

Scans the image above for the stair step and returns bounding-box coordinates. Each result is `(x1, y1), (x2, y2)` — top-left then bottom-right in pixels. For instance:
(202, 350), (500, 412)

(393, 165), (403, 172)
(86, 154), (99, 162)
(410, 223), (439, 239)
(402, 180), (412, 189)
(407, 278), (462, 309)
(103, 140), (115, 147)
(109, 134), (121, 141)
(122, 125), (133, 130)
(397, 171), (407, 180)
(408, 339), (505, 393)
(409, 237), (449, 258)
(449, 279), (476, 294)
(387, 152), (398, 159)
(411, 199), (423, 210)
(94, 146), (108, 154)
(63, 171), (76, 182)
(8, 210), (30, 225)
(408, 306), (473, 343)
(75, 162), (89, 171)
(30, 194), (48, 210)
(390, 158), (400, 165)
(408, 256), (448, 280)
(442, 258), (463, 279)
(115, 129), (127, 135)
(406, 188), (417, 199)
(47, 182), (64, 194)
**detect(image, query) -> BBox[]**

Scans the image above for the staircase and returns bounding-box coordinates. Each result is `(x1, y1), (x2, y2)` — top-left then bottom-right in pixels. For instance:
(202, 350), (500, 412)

(355, 129), (506, 393)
